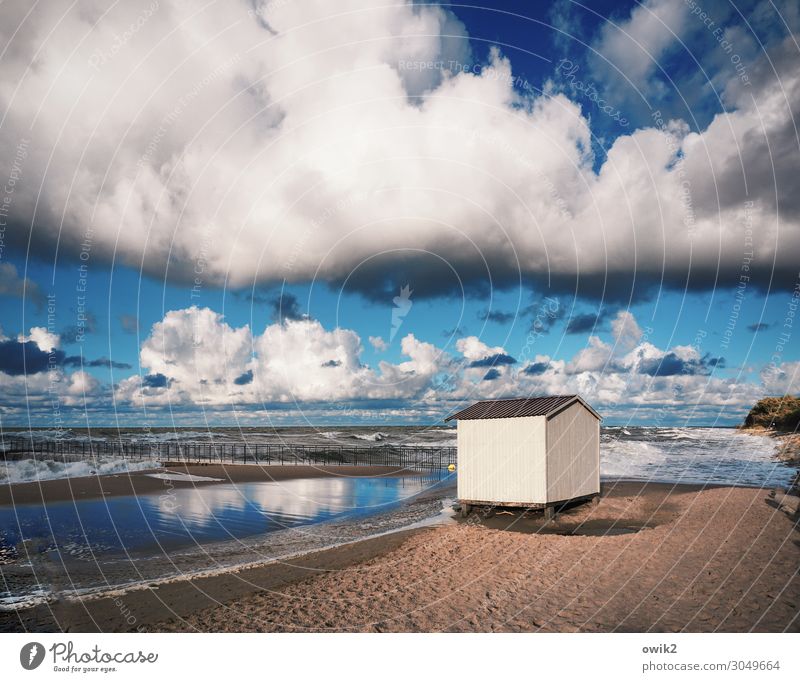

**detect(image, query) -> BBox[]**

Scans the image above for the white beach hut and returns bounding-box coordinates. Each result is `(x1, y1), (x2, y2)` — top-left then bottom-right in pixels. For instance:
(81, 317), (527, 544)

(445, 395), (601, 518)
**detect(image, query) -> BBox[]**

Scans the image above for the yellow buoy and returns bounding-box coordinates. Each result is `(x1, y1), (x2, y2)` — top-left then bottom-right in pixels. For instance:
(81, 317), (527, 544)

(448, 463), (456, 472)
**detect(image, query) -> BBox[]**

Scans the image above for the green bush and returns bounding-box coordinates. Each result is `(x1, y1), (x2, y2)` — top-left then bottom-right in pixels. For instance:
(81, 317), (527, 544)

(743, 396), (800, 431)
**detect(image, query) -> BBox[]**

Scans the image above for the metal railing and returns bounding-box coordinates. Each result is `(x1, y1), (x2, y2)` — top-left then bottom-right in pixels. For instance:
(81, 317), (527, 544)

(0, 439), (456, 470)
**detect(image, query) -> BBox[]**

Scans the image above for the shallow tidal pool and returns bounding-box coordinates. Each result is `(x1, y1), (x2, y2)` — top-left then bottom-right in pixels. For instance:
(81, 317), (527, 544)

(0, 474), (448, 561)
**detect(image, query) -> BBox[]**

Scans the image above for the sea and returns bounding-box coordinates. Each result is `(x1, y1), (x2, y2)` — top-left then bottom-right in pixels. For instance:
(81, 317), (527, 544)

(0, 424), (795, 608)
(0, 425), (795, 489)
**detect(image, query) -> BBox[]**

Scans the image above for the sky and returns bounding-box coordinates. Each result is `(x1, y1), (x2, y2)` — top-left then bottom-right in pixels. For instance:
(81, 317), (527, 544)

(0, 0), (798, 429)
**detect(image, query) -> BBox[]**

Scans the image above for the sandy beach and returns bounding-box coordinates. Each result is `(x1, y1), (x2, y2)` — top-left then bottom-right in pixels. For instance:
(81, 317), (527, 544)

(2, 477), (797, 633)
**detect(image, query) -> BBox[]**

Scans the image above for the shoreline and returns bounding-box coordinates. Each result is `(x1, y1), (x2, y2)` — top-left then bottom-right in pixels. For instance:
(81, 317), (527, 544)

(1, 479), (797, 633)
(3, 461), (795, 509)
(0, 466), (456, 624)
(738, 425), (800, 463)
(739, 426), (800, 492)
(0, 526), (425, 633)
(0, 463), (417, 506)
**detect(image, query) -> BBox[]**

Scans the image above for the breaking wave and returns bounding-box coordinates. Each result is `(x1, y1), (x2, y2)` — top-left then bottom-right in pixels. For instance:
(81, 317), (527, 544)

(0, 458), (160, 484)
(601, 427), (789, 487)
(351, 432), (390, 442)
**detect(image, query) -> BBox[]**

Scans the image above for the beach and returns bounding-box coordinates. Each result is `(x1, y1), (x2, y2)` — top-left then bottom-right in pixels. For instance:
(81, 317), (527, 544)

(740, 427), (800, 470)
(2, 473), (797, 633)
(149, 482), (800, 633)
(0, 463), (411, 506)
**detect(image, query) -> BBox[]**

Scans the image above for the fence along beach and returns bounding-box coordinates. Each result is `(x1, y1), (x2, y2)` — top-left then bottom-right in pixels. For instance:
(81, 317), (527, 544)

(1, 438), (456, 470)
(0, 423), (798, 633)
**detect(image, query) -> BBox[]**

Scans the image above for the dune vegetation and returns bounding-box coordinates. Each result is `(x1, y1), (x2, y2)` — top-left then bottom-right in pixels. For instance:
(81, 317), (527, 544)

(743, 396), (800, 432)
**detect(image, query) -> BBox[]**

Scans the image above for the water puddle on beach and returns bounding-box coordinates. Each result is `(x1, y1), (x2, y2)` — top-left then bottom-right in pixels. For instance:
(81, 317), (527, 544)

(0, 475), (447, 564)
(0, 472), (456, 612)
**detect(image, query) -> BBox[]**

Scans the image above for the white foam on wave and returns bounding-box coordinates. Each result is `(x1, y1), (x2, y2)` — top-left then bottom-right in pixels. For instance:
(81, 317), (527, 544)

(0, 458), (160, 484)
(657, 427), (703, 441)
(2, 429), (75, 442)
(0, 588), (50, 609)
(127, 430), (211, 443)
(601, 427), (788, 486)
(402, 440), (457, 448)
(352, 432), (390, 442)
(146, 472), (223, 482)
(2, 430), (106, 444)
(601, 440), (669, 478)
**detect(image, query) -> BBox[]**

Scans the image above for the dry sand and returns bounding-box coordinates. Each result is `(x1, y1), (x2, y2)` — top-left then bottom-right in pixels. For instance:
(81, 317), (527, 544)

(4, 480), (797, 633)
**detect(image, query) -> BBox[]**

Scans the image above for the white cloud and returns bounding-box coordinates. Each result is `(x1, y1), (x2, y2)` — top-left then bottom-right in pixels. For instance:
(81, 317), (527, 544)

(252, 318), (372, 402)
(117, 306), (253, 406)
(18, 326), (60, 352)
(368, 335), (388, 352)
(591, 0), (686, 93)
(562, 310), (643, 374)
(140, 306), (252, 383)
(117, 306), (451, 406)
(65, 370), (101, 397)
(0, 364), (105, 414)
(760, 361), (800, 395)
(455, 336), (506, 362)
(621, 340), (663, 370)
(1, 0), (796, 301)
(611, 310), (643, 350)
(111, 306), (772, 423)
(566, 335), (614, 374)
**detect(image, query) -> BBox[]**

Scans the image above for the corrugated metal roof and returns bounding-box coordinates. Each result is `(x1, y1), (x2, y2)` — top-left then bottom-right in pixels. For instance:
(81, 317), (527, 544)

(444, 395), (601, 422)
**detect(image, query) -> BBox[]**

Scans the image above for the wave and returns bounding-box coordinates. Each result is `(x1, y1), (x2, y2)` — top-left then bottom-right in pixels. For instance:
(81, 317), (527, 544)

(600, 428), (789, 486)
(351, 432), (390, 442)
(2, 429), (75, 442)
(0, 457), (160, 484)
(401, 440), (457, 449)
(126, 431), (213, 443)
(655, 427), (703, 441)
(601, 441), (669, 479)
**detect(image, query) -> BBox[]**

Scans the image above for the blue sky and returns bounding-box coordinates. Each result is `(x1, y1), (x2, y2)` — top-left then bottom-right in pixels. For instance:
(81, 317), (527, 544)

(0, 0), (798, 427)
(2, 259), (793, 383)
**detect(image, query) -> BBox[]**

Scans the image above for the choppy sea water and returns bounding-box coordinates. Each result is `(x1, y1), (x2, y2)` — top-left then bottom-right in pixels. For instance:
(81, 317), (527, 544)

(0, 425), (795, 609)
(1, 425), (794, 488)
(600, 426), (793, 488)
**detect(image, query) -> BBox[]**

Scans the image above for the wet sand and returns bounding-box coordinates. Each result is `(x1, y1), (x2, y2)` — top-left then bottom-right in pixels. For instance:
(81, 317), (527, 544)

(0, 464), (412, 506)
(0, 529), (420, 633)
(3, 480), (797, 633)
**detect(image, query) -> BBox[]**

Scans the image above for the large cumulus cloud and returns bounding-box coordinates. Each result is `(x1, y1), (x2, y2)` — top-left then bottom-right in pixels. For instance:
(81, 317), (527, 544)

(1, 304), (787, 423)
(112, 305), (782, 424)
(0, 0), (797, 303)
(115, 306), (449, 406)
(0, 326), (104, 413)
